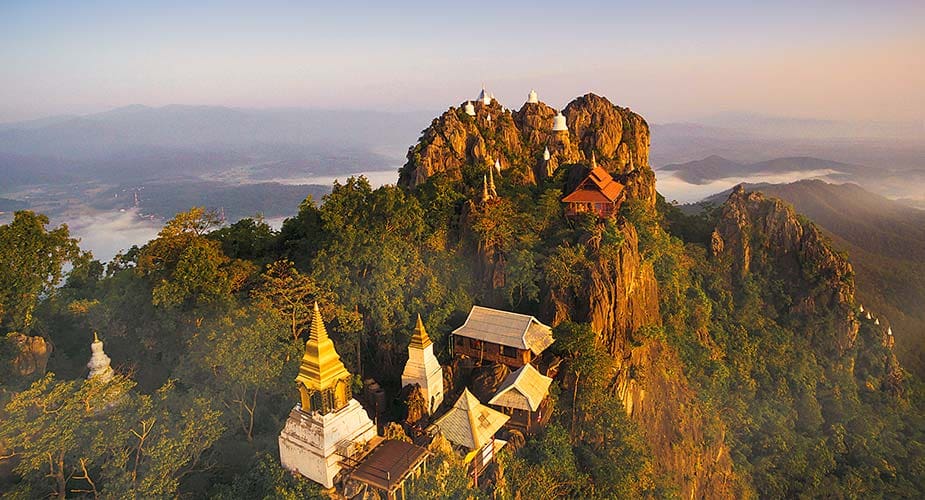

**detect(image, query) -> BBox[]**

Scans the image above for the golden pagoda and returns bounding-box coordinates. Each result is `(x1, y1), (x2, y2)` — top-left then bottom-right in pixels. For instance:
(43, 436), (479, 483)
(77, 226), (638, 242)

(296, 302), (352, 414)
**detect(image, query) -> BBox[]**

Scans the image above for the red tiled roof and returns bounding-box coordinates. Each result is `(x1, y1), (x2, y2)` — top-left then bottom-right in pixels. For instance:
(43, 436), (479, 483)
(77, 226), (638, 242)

(562, 166), (624, 203)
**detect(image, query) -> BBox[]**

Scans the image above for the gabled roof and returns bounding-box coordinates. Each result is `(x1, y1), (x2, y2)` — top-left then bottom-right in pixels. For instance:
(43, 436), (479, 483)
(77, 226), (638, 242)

(561, 166), (625, 204)
(350, 439), (429, 492)
(433, 389), (509, 450)
(452, 306), (554, 355)
(488, 363), (553, 412)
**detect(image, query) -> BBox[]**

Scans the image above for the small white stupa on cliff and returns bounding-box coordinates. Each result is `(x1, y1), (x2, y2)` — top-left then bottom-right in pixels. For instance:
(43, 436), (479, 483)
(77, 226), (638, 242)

(479, 87), (491, 105)
(552, 110), (568, 132)
(87, 332), (114, 382)
(527, 89), (538, 104)
(400, 314), (444, 414)
(464, 101), (476, 116)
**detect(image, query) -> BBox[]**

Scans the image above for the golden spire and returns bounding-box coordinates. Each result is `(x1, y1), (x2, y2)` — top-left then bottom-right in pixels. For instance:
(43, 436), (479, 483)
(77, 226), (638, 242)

(93, 331), (100, 343)
(296, 303), (351, 396)
(409, 313), (432, 349)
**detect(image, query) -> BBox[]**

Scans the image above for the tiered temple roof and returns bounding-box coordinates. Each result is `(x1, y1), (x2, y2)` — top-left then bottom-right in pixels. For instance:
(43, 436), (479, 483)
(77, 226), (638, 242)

(562, 165), (625, 205)
(295, 303), (352, 412)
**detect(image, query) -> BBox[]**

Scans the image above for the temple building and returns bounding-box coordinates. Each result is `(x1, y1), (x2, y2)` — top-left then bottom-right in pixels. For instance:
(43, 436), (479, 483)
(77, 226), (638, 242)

(279, 303), (377, 489)
(562, 156), (626, 218)
(347, 439), (429, 500)
(488, 363), (553, 434)
(87, 332), (114, 382)
(401, 314), (444, 414)
(431, 388), (509, 487)
(452, 306), (554, 369)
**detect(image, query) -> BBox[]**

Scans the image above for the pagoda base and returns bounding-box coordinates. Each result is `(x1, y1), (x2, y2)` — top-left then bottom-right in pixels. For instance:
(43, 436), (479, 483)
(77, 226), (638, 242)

(279, 398), (377, 488)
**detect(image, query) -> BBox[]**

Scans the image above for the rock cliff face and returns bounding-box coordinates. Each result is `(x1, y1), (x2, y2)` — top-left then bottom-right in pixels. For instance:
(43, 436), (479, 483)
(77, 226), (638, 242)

(711, 185), (859, 354)
(6, 333), (50, 377)
(543, 222), (737, 499)
(398, 93), (656, 207)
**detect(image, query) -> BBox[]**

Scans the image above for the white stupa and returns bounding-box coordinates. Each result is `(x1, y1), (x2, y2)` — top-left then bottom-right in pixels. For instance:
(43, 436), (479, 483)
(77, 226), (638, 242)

(464, 101), (476, 116)
(486, 114), (491, 124)
(866, 311), (873, 320)
(887, 326), (893, 336)
(401, 315), (445, 414)
(479, 87), (491, 105)
(875, 318), (880, 325)
(87, 332), (114, 382)
(527, 89), (538, 104)
(494, 158), (502, 175)
(543, 146), (551, 161)
(552, 110), (568, 132)
(859, 304), (865, 313)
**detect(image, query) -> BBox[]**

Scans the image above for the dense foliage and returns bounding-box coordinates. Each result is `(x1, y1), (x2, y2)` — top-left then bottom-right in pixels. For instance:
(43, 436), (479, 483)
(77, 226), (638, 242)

(2, 161), (923, 498)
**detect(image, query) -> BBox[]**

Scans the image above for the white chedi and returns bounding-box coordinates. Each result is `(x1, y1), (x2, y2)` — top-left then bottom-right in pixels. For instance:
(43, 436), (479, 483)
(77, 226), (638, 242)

(464, 101), (476, 116)
(479, 87), (491, 105)
(552, 110), (568, 131)
(887, 327), (893, 336)
(875, 318), (880, 325)
(527, 89), (538, 104)
(859, 304), (865, 313)
(87, 332), (114, 382)
(543, 146), (551, 161)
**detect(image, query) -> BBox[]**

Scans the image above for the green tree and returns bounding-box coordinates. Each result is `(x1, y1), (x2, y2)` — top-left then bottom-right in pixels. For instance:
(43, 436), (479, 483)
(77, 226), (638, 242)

(0, 211), (84, 333)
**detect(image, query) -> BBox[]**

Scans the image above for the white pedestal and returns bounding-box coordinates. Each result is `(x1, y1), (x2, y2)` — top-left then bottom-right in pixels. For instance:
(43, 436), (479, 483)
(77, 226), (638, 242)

(278, 398), (377, 488)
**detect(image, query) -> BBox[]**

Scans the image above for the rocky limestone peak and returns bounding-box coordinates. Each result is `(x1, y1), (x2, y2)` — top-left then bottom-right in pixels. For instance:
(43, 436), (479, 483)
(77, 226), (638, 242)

(711, 186), (859, 353)
(398, 92), (656, 206)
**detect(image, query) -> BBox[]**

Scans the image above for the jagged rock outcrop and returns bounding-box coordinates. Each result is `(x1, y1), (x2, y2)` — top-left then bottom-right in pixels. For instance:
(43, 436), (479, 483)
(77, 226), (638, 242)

(543, 222), (737, 499)
(5, 333), (50, 377)
(399, 92), (656, 206)
(711, 185), (859, 353)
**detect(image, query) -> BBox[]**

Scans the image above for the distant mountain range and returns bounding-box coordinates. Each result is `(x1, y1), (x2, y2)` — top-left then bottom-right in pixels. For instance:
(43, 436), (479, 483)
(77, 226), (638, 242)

(698, 179), (925, 375)
(0, 105), (432, 188)
(659, 155), (863, 184)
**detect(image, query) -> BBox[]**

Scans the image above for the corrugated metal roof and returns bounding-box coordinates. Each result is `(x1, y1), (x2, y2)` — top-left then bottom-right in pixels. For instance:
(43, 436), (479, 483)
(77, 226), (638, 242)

(488, 364), (553, 411)
(432, 389), (508, 450)
(452, 306), (554, 355)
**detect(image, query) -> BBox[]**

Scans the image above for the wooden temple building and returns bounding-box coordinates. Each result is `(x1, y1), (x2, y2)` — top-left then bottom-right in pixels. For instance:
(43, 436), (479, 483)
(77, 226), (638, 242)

(562, 156), (626, 218)
(430, 388), (509, 487)
(488, 363), (553, 434)
(347, 438), (429, 500)
(451, 306), (554, 369)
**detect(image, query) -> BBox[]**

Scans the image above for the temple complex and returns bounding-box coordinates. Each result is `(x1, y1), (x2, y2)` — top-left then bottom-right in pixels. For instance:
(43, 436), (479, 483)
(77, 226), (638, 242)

(279, 303), (377, 488)
(400, 314), (444, 414)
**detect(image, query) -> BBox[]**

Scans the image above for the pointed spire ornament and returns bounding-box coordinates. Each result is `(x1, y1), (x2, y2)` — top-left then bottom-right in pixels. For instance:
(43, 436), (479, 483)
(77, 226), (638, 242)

(887, 326), (893, 336)
(295, 302), (352, 413)
(494, 158), (502, 175)
(866, 311), (873, 320)
(87, 332), (114, 382)
(481, 175), (491, 202)
(409, 313), (433, 349)
(488, 167), (498, 198)
(543, 146), (551, 161)
(859, 304), (865, 313)
(875, 318), (880, 325)
(590, 151), (598, 169)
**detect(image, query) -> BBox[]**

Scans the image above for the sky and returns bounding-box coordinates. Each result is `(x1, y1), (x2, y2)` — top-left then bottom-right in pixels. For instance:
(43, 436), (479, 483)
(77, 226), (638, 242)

(1, 0), (923, 124)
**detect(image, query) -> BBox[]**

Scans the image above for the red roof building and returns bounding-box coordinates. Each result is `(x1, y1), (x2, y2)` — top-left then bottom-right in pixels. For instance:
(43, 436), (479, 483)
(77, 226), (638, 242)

(562, 165), (625, 218)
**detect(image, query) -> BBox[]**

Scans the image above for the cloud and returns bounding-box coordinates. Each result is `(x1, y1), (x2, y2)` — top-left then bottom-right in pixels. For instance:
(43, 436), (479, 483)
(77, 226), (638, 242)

(63, 208), (162, 263)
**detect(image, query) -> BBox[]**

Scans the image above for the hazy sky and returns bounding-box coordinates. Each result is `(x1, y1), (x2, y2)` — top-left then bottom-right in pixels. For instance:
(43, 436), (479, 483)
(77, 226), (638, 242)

(2, 0), (923, 124)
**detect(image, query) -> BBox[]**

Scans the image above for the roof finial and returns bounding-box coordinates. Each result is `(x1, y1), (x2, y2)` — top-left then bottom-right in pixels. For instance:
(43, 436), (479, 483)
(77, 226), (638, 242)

(409, 313), (433, 349)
